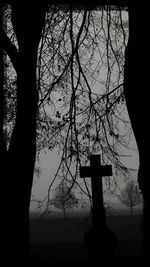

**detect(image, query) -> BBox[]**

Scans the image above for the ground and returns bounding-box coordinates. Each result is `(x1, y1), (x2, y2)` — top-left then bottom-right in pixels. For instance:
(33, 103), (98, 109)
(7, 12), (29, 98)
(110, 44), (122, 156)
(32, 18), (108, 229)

(30, 214), (144, 266)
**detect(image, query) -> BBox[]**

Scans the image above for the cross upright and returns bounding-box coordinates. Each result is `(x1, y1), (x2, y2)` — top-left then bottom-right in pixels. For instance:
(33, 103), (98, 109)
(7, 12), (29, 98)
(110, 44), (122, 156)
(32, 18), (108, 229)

(80, 154), (112, 229)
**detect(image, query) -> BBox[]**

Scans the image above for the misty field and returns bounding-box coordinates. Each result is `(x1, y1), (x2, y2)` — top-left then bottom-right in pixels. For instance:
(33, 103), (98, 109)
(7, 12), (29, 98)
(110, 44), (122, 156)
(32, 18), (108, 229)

(30, 214), (143, 265)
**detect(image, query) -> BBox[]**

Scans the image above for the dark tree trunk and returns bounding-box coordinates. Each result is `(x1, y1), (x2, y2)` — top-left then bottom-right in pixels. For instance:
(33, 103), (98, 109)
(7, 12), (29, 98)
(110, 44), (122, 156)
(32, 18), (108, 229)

(7, 50), (38, 264)
(2, 1), (47, 264)
(0, 2), (6, 157)
(0, 2), (9, 264)
(124, 6), (149, 258)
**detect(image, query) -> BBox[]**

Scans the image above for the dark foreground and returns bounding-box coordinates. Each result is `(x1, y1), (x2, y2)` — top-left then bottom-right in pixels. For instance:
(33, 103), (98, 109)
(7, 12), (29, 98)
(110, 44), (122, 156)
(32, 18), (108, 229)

(30, 215), (146, 266)
(30, 239), (144, 266)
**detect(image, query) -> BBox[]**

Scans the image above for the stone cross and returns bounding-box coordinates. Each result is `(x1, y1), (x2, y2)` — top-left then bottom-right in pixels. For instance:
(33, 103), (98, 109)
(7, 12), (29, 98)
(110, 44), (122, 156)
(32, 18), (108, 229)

(80, 154), (112, 229)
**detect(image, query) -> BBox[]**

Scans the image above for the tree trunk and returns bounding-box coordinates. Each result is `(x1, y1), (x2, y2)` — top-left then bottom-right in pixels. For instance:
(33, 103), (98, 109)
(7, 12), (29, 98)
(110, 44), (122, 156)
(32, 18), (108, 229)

(124, 5), (149, 258)
(7, 50), (38, 264)
(0, 3), (6, 155)
(3, 1), (47, 264)
(0, 2), (9, 264)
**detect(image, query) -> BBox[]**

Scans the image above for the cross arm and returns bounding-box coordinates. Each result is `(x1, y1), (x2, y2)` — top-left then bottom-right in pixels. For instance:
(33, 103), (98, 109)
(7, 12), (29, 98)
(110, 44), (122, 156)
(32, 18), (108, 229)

(80, 166), (92, 178)
(80, 165), (112, 178)
(100, 165), (112, 176)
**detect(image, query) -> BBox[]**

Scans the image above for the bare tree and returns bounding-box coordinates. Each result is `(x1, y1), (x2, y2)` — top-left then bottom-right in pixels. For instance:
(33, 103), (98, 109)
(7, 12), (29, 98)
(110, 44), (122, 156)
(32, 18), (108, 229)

(118, 180), (142, 215)
(52, 179), (78, 217)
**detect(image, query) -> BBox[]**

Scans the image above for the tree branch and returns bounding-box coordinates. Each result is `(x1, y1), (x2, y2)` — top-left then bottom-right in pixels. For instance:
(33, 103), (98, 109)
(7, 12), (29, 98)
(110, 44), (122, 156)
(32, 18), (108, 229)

(2, 28), (19, 72)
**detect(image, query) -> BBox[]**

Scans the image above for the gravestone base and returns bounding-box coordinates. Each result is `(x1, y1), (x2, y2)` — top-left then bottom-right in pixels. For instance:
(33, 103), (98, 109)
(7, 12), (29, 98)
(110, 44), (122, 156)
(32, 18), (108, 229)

(84, 226), (118, 265)
(84, 225), (118, 249)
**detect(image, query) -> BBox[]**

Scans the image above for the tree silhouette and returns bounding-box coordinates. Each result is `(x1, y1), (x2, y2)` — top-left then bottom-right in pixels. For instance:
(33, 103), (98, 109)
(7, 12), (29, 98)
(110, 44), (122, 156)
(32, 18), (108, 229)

(124, 5), (149, 259)
(0, 2), (6, 159)
(52, 179), (78, 217)
(1, 0), (47, 263)
(118, 180), (142, 215)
